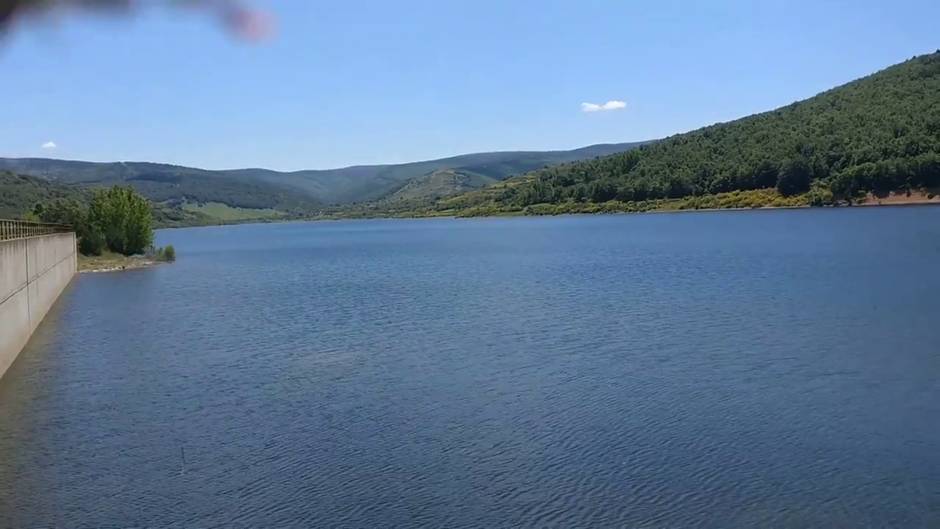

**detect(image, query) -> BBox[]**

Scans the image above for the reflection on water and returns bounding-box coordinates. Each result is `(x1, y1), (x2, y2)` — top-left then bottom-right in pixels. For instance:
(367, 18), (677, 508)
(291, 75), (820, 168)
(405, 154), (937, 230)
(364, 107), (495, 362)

(1, 208), (939, 528)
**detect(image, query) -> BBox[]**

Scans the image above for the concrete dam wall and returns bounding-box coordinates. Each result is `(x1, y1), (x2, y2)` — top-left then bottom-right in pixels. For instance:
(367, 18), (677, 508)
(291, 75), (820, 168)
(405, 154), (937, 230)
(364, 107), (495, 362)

(0, 231), (77, 380)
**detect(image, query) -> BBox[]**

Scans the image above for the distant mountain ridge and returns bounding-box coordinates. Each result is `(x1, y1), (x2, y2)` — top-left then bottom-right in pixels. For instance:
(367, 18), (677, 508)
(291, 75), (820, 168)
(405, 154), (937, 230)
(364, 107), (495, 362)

(0, 158), (320, 214)
(0, 142), (649, 212)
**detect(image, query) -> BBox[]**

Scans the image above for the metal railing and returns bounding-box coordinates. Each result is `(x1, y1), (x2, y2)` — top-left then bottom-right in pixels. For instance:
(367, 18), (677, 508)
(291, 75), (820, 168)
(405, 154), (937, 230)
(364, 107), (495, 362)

(0, 219), (73, 241)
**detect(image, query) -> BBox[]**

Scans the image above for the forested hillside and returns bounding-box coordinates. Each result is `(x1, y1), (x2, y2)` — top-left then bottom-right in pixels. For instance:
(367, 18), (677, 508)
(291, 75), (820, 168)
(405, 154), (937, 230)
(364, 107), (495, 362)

(0, 171), (90, 218)
(228, 142), (649, 204)
(0, 159), (320, 213)
(0, 142), (645, 213)
(384, 169), (500, 202)
(442, 52), (940, 213)
(0, 171), (214, 228)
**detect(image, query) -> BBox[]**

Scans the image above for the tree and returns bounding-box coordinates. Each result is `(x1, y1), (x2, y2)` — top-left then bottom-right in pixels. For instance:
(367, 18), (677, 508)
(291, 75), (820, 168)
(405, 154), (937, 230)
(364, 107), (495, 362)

(32, 186), (155, 256)
(88, 186), (154, 255)
(752, 160), (779, 189)
(33, 199), (105, 255)
(776, 158), (813, 196)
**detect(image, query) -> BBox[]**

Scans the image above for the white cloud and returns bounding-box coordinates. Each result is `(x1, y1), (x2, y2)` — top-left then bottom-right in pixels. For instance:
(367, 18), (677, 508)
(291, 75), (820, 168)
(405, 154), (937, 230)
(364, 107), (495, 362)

(41, 141), (57, 150)
(581, 100), (627, 113)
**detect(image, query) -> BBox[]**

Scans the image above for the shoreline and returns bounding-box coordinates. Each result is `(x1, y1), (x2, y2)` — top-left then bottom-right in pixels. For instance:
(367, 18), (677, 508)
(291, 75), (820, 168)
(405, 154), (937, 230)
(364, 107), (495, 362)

(78, 253), (166, 274)
(636, 198), (940, 216)
(350, 195), (940, 221)
(155, 194), (940, 231)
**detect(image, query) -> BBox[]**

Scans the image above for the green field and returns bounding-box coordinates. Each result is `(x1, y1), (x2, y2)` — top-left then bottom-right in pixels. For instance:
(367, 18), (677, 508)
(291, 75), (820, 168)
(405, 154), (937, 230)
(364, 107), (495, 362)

(180, 202), (284, 222)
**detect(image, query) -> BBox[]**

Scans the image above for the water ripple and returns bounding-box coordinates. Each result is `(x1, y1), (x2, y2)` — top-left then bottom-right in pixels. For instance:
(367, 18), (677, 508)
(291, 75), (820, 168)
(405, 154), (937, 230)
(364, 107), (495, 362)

(1, 209), (940, 527)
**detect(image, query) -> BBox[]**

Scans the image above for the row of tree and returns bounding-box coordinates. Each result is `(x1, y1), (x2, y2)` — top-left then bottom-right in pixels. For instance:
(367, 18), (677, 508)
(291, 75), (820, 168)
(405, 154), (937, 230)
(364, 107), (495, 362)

(33, 186), (154, 256)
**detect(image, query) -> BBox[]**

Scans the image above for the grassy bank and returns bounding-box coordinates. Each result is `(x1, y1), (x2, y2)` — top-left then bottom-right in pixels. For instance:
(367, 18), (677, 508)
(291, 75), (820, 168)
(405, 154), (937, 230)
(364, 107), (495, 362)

(78, 251), (160, 273)
(374, 187), (940, 217)
(141, 186), (940, 229)
(78, 246), (175, 273)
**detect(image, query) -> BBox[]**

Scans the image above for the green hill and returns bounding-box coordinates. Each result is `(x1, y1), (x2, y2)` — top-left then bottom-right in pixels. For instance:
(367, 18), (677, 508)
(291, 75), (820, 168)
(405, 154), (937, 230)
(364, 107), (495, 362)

(384, 169), (500, 203)
(437, 52), (940, 215)
(0, 142), (647, 216)
(0, 159), (321, 214)
(0, 171), (90, 218)
(222, 142), (650, 205)
(0, 171), (215, 228)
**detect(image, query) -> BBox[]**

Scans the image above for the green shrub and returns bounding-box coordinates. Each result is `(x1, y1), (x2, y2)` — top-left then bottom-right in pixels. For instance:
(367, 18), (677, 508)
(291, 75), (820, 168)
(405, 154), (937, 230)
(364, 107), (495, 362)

(806, 181), (835, 206)
(161, 245), (176, 262)
(78, 228), (105, 256)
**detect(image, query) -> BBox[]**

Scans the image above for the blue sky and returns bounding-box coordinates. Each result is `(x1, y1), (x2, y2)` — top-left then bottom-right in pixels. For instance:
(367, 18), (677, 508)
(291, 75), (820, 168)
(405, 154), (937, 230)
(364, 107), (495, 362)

(1, 0), (938, 171)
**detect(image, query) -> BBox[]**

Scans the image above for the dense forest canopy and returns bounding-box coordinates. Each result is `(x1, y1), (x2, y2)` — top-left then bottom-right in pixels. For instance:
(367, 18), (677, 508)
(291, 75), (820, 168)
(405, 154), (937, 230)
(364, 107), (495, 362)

(0, 170), (90, 218)
(449, 52), (940, 211)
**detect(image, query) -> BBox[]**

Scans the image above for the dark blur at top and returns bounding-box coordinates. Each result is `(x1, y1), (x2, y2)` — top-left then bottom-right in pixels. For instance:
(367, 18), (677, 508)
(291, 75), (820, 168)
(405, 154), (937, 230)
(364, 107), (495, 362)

(0, 0), (274, 41)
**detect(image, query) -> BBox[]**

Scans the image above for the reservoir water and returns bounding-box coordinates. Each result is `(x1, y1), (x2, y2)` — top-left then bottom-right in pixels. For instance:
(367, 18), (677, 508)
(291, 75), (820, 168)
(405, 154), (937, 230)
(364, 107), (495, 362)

(1, 208), (939, 528)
